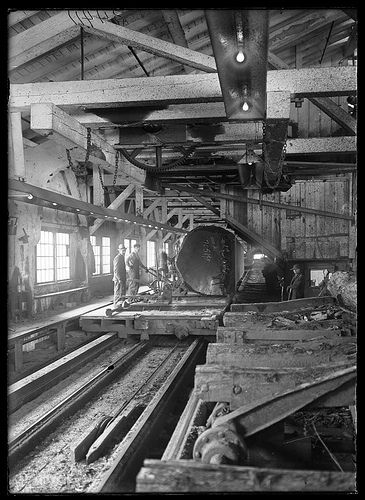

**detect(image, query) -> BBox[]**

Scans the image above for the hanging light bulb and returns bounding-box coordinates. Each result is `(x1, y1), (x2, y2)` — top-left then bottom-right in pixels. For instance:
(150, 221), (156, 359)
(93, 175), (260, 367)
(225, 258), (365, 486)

(242, 85), (250, 112)
(236, 50), (245, 63)
(27, 194), (34, 200)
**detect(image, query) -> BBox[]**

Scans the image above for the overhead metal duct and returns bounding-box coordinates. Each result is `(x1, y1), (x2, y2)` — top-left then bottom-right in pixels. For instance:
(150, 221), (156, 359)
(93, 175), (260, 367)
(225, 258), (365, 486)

(205, 10), (269, 120)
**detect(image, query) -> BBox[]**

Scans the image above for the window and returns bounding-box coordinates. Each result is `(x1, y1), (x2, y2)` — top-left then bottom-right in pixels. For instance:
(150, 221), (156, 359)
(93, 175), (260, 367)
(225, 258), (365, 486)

(36, 230), (70, 283)
(90, 236), (100, 275)
(124, 238), (136, 255)
(90, 236), (111, 275)
(253, 253), (267, 260)
(310, 269), (329, 287)
(147, 241), (156, 269)
(102, 237), (111, 274)
(163, 242), (169, 255)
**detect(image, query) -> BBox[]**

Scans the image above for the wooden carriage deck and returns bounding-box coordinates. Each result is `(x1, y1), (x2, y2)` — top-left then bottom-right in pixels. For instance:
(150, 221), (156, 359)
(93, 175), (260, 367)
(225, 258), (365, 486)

(80, 297), (227, 339)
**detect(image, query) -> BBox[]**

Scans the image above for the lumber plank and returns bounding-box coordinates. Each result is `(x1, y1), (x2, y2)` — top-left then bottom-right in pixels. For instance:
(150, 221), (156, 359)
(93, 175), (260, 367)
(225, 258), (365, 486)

(194, 362), (354, 408)
(230, 296), (335, 313)
(136, 459), (356, 492)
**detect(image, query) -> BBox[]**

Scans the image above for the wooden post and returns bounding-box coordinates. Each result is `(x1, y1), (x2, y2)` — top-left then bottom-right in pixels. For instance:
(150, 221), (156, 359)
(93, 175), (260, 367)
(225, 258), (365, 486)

(9, 111), (26, 180)
(57, 322), (66, 352)
(93, 165), (104, 206)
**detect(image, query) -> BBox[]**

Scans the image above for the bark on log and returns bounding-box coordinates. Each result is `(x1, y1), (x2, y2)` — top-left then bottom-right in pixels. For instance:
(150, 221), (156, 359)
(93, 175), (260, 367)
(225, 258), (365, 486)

(327, 271), (357, 312)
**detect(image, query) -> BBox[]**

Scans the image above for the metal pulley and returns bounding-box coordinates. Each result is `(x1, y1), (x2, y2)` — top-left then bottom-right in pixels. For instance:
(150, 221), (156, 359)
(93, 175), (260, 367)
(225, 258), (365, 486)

(193, 425), (248, 465)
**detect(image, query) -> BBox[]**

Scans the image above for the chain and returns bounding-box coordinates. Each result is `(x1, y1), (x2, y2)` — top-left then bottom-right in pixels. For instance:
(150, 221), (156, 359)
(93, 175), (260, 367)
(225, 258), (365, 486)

(84, 127), (92, 165)
(97, 166), (106, 191)
(112, 150), (119, 190)
(262, 120), (287, 190)
(66, 148), (74, 170)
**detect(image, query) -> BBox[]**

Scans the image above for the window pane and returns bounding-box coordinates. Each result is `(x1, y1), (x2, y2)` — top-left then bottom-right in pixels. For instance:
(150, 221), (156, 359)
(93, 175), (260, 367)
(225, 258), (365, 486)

(101, 237), (111, 274)
(36, 231), (54, 283)
(147, 241), (156, 269)
(56, 232), (70, 281)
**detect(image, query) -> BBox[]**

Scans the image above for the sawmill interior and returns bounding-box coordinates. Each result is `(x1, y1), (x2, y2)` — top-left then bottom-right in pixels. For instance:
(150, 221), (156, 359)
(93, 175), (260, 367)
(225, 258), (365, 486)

(7, 8), (357, 494)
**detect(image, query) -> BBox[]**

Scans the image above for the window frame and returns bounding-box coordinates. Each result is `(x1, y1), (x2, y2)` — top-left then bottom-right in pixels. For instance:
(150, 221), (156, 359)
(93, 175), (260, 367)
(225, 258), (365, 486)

(90, 235), (112, 276)
(36, 229), (71, 284)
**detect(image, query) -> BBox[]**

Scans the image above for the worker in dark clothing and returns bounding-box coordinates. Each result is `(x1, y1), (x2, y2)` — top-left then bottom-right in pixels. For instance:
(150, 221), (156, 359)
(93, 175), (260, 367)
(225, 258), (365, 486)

(113, 244), (127, 306)
(158, 250), (169, 279)
(287, 264), (304, 299)
(126, 243), (148, 297)
(262, 258), (281, 301)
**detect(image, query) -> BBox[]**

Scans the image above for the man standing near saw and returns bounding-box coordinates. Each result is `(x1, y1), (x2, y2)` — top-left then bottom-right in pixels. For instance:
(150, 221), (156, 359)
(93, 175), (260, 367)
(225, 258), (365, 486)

(287, 263), (304, 300)
(126, 243), (148, 297)
(113, 244), (127, 306)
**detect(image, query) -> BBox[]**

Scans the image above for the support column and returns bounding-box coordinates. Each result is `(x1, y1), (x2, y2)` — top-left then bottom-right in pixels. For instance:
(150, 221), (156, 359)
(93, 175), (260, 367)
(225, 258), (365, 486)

(9, 111), (26, 180)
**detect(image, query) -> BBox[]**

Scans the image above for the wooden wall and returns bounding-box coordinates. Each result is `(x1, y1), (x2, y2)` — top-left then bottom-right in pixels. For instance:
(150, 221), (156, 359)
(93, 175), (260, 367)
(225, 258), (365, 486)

(246, 175), (354, 261)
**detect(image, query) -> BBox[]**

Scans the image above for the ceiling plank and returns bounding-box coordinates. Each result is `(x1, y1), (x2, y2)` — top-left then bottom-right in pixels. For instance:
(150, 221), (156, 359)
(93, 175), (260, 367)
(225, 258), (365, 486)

(82, 18), (217, 73)
(9, 11), (80, 70)
(270, 10), (346, 52)
(30, 103), (145, 184)
(10, 66), (357, 112)
(8, 10), (41, 27)
(308, 97), (356, 135)
(90, 184), (136, 235)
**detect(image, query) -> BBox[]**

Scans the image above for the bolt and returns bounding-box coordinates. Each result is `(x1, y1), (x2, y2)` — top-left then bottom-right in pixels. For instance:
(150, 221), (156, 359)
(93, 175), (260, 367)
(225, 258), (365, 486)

(202, 435), (210, 443)
(233, 385), (242, 394)
(194, 451), (201, 459)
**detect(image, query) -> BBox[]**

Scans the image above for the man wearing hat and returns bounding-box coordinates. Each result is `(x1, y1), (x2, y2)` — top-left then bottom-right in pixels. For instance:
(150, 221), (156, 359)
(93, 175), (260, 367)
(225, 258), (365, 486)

(287, 264), (304, 300)
(113, 244), (127, 306)
(126, 243), (148, 297)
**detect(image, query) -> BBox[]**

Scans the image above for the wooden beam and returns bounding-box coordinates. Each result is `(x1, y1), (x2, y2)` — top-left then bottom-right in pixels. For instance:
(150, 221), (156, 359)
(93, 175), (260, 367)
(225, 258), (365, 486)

(165, 184), (354, 221)
(286, 136), (356, 155)
(62, 169), (88, 226)
(9, 179), (188, 234)
(143, 198), (162, 217)
(308, 97), (356, 135)
(145, 207), (179, 241)
(92, 165), (104, 207)
(8, 112), (25, 180)
(10, 67), (357, 111)
(136, 459), (355, 493)
(9, 11), (80, 70)
(90, 184), (136, 235)
(30, 103), (144, 184)
(22, 137), (38, 148)
(82, 18), (216, 73)
(225, 214), (282, 258)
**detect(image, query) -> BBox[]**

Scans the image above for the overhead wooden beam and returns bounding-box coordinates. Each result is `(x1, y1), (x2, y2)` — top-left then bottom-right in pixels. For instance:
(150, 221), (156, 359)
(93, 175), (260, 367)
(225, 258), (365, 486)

(10, 67), (357, 111)
(8, 112), (26, 180)
(9, 179), (188, 234)
(308, 97), (356, 135)
(286, 136), (356, 155)
(82, 18), (216, 73)
(30, 103), (144, 184)
(343, 24), (357, 58)
(145, 207), (179, 241)
(90, 184), (136, 235)
(62, 169), (88, 226)
(143, 198), (162, 217)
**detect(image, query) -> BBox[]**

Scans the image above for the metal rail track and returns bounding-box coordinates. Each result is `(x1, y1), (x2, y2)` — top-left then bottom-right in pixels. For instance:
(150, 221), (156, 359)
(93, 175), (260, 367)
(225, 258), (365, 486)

(92, 338), (206, 493)
(8, 341), (149, 469)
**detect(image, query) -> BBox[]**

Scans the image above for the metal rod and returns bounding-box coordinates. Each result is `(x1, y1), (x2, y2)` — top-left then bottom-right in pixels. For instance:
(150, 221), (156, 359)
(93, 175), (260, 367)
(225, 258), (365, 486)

(128, 45), (150, 77)
(80, 27), (84, 80)
(319, 21), (335, 64)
